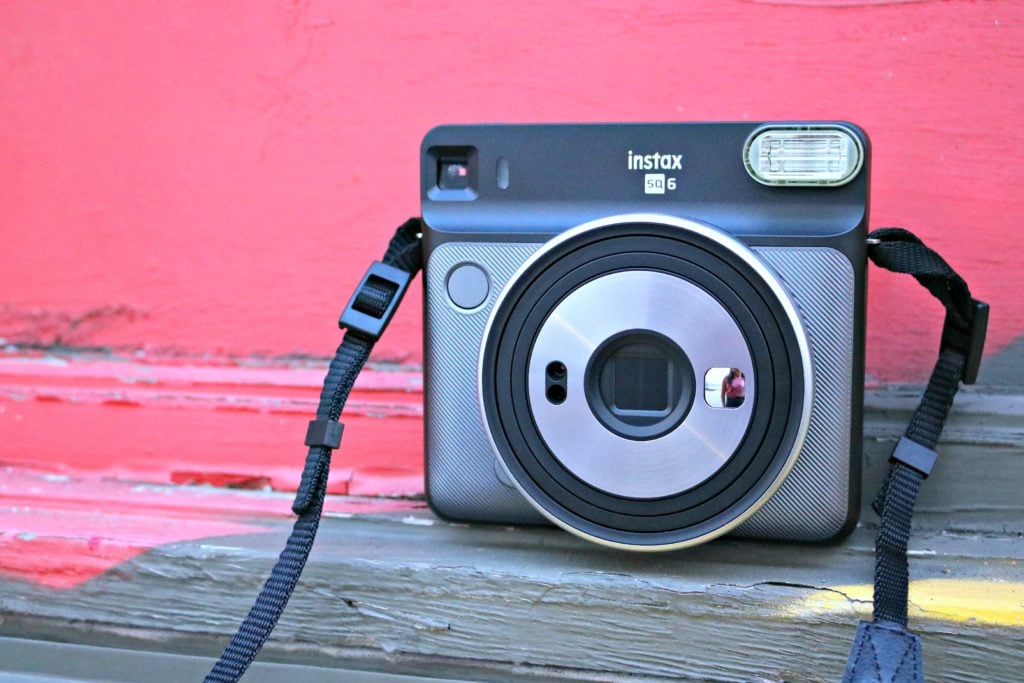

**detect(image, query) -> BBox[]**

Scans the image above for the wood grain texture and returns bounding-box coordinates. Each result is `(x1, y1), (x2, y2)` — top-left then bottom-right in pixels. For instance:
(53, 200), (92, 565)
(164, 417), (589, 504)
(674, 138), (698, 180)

(0, 637), (470, 683)
(2, 518), (1021, 681)
(1, 388), (1022, 681)
(4, 353), (1023, 511)
(0, 353), (424, 496)
(1, 1), (1022, 382)
(0, 471), (421, 589)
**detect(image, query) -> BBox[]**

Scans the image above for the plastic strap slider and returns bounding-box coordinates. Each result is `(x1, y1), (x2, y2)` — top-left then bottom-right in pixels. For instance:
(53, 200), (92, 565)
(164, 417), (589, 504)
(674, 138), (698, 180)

(304, 419), (344, 450)
(890, 436), (937, 478)
(339, 261), (412, 341)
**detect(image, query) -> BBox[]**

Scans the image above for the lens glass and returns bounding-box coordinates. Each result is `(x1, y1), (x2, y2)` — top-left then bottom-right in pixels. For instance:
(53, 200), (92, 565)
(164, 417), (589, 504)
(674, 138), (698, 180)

(607, 344), (670, 412)
(586, 331), (694, 440)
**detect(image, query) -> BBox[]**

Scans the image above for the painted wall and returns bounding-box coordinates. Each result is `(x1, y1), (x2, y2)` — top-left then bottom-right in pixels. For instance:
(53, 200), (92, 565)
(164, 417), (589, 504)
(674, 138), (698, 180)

(4, 1), (1023, 372)
(1, 2), (1022, 499)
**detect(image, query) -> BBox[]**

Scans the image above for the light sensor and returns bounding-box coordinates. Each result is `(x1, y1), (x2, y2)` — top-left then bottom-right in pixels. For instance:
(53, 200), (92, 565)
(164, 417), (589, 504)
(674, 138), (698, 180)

(744, 125), (864, 187)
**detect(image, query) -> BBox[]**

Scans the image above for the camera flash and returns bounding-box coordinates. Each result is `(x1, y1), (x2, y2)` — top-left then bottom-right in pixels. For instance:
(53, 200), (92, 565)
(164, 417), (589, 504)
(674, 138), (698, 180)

(744, 125), (863, 187)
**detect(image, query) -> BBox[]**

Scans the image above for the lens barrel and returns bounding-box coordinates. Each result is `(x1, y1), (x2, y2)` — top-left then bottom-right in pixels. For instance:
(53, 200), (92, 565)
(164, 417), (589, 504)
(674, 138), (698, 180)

(479, 215), (813, 550)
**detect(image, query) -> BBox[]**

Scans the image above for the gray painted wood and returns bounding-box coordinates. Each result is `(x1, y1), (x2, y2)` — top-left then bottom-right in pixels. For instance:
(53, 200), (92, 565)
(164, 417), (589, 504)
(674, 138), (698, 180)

(0, 637), (469, 683)
(2, 387), (1023, 682)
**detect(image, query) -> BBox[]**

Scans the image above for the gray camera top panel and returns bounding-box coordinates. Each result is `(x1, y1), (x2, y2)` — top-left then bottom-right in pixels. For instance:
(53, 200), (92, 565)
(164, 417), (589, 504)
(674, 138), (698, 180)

(421, 123), (869, 241)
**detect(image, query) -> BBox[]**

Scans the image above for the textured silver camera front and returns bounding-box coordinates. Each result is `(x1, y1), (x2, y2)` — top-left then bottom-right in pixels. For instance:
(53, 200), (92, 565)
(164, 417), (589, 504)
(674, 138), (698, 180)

(735, 247), (855, 540)
(424, 241), (546, 524)
(424, 240), (855, 541)
(527, 270), (753, 498)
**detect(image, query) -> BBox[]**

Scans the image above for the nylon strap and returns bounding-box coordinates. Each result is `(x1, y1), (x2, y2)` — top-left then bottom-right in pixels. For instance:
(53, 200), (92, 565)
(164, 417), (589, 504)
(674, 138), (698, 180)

(206, 222), (986, 683)
(204, 218), (423, 683)
(842, 228), (988, 683)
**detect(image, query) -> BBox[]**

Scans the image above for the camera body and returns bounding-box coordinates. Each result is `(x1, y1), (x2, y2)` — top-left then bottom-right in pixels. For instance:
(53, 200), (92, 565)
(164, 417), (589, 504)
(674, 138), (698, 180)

(420, 122), (869, 550)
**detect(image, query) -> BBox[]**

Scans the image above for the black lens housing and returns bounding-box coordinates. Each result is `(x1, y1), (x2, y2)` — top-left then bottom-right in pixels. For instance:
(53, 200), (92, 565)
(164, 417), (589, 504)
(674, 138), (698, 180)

(585, 330), (695, 441)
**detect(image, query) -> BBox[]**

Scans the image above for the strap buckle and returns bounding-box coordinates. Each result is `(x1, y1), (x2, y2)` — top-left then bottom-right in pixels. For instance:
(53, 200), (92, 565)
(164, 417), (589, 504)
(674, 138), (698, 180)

(338, 261), (412, 341)
(941, 299), (989, 385)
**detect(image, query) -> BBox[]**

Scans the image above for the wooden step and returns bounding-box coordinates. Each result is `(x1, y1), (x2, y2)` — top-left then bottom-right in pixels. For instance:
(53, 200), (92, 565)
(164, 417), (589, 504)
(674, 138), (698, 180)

(1, 386), (1021, 682)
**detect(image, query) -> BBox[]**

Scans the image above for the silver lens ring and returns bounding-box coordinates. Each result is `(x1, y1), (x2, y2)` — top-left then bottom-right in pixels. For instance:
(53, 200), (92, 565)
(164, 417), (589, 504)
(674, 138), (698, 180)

(528, 270), (754, 498)
(479, 214), (813, 550)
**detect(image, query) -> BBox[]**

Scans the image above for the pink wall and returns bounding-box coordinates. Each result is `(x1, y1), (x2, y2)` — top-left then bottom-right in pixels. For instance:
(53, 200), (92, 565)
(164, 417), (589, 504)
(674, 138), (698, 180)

(1, 2), (1022, 504)
(2, 1), (1022, 378)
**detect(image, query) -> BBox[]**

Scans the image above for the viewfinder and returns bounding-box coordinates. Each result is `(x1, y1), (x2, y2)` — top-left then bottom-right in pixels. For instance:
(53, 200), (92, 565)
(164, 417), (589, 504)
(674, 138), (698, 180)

(428, 146), (478, 200)
(439, 158), (471, 190)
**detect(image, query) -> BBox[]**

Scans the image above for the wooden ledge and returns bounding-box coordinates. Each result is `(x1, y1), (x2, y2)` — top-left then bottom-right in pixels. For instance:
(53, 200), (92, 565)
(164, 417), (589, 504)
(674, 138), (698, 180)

(2, 495), (1023, 679)
(2, 386), (1022, 681)
(2, 504), (1022, 681)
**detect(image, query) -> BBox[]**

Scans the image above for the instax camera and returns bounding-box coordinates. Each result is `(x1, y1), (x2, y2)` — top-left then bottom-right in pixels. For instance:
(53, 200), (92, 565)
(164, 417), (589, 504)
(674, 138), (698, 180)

(420, 123), (869, 550)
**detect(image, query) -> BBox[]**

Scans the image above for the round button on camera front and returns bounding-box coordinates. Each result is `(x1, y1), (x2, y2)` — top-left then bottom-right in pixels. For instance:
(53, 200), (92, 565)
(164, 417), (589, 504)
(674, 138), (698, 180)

(446, 263), (489, 310)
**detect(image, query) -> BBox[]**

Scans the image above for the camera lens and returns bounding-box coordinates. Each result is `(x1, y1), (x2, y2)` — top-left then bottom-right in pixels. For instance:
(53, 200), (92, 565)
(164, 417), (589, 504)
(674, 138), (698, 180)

(523, 267), (756, 499)
(481, 216), (812, 548)
(603, 343), (672, 412)
(585, 331), (694, 440)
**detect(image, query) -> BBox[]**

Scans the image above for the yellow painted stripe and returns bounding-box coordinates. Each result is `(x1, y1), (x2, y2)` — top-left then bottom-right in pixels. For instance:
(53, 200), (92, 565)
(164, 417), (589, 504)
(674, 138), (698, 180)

(787, 579), (1024, 627)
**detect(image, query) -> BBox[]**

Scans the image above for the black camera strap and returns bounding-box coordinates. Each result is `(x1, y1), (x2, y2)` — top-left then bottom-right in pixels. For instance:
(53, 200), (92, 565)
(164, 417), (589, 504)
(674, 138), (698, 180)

(205, 221), (988, 683)
(204, 218), (424, 683)
(842, 228), (988, 683)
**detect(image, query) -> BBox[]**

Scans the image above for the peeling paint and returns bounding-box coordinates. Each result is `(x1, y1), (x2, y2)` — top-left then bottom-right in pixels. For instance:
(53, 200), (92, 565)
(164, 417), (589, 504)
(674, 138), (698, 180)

(0, 469), (422, 590)
(170, 471), (273, 490)
(0, 306), (148, 349)
(0, 354), (426, 496)
(400, 516), (434, 526)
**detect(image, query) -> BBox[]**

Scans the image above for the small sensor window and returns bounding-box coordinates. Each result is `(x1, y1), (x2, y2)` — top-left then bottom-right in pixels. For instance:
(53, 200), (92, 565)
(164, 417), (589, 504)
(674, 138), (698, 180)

(427, 145), (478, 200)
(438, 158), (471, 190)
